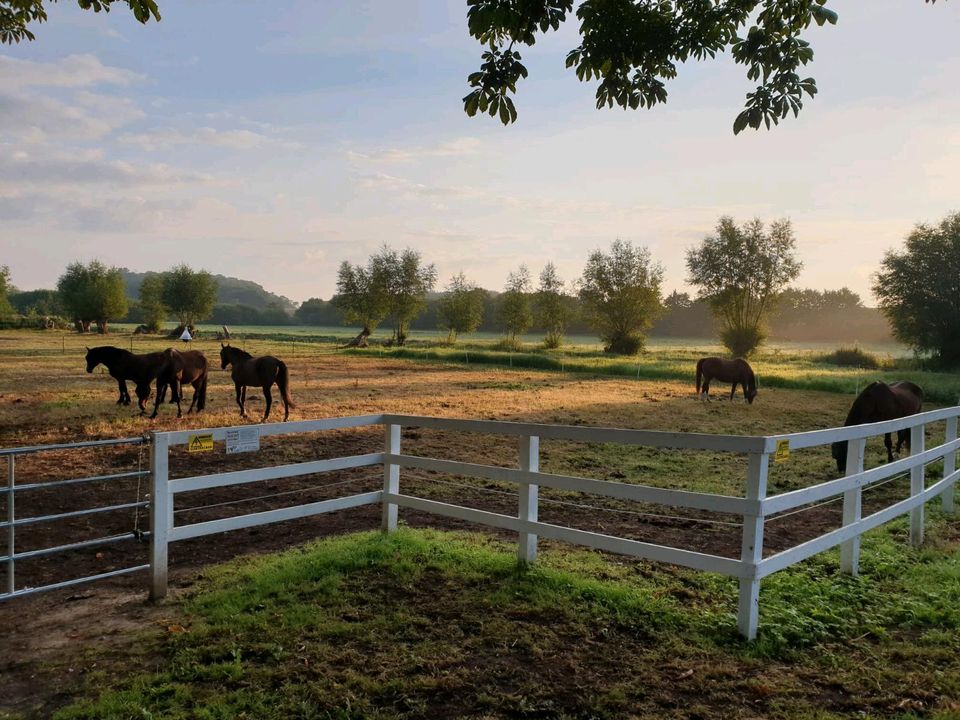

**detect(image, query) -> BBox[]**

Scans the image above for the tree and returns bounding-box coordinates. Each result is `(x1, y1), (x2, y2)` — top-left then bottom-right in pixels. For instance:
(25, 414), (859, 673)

(56, 260), (127, 333)
(438, 272), (486, 344)
(497, 265), (533, 345)
(160, 264), (217, 329)
(579, 239), (663, 354)
(0, 266), (14, 318)
(535, 262), (573, 349)
(1, 0), (160, 44)
(873, 212), (960, 367)
(295, 297), (340, 326)
(333, 260), (387, 347)
(370, 246), (437, 346)
(464, 1), (941, 134)
(138, 273), (166, 333)
(687, 217), (801, 356)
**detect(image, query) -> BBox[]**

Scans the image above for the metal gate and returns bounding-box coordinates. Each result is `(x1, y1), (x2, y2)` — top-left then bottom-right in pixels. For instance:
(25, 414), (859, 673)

(1, 436), (151, 600)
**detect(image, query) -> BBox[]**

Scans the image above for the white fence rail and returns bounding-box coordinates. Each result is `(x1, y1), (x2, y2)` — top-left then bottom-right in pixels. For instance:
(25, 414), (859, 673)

(144, 407), (960, 639)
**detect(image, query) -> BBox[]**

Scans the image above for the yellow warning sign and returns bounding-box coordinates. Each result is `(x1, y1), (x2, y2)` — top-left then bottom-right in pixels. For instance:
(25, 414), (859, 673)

(774, 439), (790, 463)
(187, 433), (214, 453)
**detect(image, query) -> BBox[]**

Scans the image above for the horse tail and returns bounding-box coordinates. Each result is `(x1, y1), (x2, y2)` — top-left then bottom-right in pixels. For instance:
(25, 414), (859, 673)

(198, 371), (208, 411)
(277, 360), (295, 409)
(695, 358), (704, 394)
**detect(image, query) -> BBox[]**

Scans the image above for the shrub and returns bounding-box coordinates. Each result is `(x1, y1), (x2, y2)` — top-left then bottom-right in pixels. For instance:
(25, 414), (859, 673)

(604, 330), (644, 355)
(819, 346), (881, 369)
(719, 325), (766, 357)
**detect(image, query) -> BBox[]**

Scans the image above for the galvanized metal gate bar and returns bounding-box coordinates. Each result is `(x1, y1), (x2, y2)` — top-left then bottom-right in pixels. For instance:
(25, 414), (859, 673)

(0, 436), (149, 601)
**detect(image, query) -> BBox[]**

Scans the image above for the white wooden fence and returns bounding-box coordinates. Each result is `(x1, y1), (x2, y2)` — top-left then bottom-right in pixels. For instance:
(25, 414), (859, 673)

(148, 409), (959, 639)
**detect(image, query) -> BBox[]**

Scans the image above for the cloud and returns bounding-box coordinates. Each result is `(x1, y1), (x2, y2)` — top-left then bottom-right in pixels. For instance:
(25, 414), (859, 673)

(0, 147), (215, 189)
(118, 126), (303, 152)
(0, 53), (144, 89)
(356, 172), (485, 202)
(348, 136), (481, 163)
(0, 88), (145, 142)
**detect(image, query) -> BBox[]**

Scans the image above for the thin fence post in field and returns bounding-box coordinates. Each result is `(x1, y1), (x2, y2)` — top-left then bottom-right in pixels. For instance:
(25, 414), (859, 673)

(840, 437), (867, 575)
(518, 435), (540, 564)
(944, 416), (957, 515)
(910, 422), (926, 547)
(149, 432), (170, 600)
(6, 456), (15, 596)
(737, 451), (769, 640)
(382, 424), (401, 532)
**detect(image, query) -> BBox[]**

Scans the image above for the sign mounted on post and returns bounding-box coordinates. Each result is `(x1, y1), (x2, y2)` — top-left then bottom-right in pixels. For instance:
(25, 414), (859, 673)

(187, 433), (214, 453)
(774, 439), (790, 463)
(226, 427), (260, 454)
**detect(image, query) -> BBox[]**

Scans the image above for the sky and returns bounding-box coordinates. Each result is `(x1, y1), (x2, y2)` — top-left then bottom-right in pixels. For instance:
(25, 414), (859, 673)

(1, 1), (958, 305)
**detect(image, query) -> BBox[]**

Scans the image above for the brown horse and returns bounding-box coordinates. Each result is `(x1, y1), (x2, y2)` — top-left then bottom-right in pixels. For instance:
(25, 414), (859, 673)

(151, 348), (209, 419)
(695, 357), (757, 403)
(85, 346), (166, 415)
(220, 344), (294, 422)
(831, 381), (924, 473)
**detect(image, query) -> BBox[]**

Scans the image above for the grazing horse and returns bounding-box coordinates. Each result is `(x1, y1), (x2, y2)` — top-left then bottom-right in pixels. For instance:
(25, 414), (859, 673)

(220, 344), (294, 422)
(151, 348), (209, 419)
(695, 357), (758, 403)
(85, 346), (167, 415)
(831, 381), (924, 473)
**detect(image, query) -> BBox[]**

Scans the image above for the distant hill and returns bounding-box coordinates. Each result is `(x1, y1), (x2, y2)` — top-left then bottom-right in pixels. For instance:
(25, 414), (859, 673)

(119, 269), (297, 314)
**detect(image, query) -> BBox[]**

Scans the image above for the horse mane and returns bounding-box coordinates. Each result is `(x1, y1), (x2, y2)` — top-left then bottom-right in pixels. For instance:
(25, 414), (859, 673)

(224, 345), (253, 360)
(844, 381), (884, 426)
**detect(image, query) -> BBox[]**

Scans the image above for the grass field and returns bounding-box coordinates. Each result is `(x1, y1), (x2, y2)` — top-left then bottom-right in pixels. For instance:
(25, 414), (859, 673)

(0, 328), (958, 719)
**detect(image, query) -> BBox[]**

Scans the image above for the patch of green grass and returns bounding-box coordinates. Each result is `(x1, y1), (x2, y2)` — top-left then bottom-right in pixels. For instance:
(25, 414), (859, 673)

(55, 522), (960, 719)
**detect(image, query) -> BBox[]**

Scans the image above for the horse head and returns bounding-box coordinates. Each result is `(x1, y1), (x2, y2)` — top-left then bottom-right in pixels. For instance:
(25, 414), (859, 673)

(85, 346), (99, 373)
(831, 441), (847, 473)
(220, 343), (232, 370)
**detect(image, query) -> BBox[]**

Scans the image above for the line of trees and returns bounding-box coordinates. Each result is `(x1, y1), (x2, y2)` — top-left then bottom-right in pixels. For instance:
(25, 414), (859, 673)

(41, 261), (218, 334)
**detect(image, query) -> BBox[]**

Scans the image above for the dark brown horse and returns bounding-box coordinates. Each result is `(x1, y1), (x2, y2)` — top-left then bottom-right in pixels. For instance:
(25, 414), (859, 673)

(696, 357), (757, 403)
(220, 344), (294, 422)
(85, 346), (166, 415)
(151, 348), (209, 419)
(831, 381), (924, 473)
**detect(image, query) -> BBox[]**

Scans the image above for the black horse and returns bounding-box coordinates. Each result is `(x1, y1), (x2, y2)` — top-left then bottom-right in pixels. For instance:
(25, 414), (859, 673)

(85, 346), (167, 415)
(695, 357), (758, 403)
(220, 344), (294, 422)
(151, 348), (209, 419)
(831, 381), (924, 473)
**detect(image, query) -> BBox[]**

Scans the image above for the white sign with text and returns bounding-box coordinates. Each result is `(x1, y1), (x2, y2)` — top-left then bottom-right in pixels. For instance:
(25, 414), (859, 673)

(225, 427), (260, 454)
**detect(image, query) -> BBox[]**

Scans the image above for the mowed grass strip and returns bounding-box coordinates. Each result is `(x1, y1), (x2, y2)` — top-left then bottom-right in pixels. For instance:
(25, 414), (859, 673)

(55, 522), (960, 720)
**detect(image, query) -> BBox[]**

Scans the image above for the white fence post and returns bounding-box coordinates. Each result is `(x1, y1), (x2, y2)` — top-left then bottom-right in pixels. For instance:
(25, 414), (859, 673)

(737, 451), (769, 640)
(840, 437), (866, 575)
(910, 422), (926, 547)
(382, 424), (401, 532)
(518, 435), (540, 564)
(149, 432), (170, 600)
(944, 416), (957, 515)
(6, 456), (14, 596)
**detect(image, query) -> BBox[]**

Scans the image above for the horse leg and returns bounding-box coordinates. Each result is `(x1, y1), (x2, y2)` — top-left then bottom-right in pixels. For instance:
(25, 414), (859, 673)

(236, 383), (246, 417)
(730, 382), (737, 401)
(702, 378), (711, 402)
(187, 381), (199, 414)
(116, 378), (128, 405)
(895, 429), (909, 457)
(262, 386), (272, 422)
(150, 383), (166, 420)
(884, 432), (894, 463)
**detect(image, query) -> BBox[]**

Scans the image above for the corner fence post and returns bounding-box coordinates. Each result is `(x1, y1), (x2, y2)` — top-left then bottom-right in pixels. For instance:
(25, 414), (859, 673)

(910, 423), (926, 547)
(840, 437), (867, 575)
(149, 432), (170, 600)
(518, 435), (540, 564)
(738, 451), (769, 640)
(943, 416), (957, 515)
(382, 424), (401, 532)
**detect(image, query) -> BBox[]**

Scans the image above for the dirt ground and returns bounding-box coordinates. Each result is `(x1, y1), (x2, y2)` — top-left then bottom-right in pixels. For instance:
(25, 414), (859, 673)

(0, 335), (925, 717)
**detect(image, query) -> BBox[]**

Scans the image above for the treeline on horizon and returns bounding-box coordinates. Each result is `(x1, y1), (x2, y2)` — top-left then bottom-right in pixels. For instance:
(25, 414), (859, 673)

(4, 272), (892, 345)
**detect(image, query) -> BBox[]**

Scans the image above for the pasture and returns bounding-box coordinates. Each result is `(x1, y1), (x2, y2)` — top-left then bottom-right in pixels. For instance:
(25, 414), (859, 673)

(1, 328), (959, 719)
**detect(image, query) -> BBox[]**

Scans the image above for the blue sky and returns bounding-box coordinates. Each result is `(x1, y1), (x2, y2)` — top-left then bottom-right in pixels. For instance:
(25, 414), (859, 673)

(1, 0), (958, 303)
